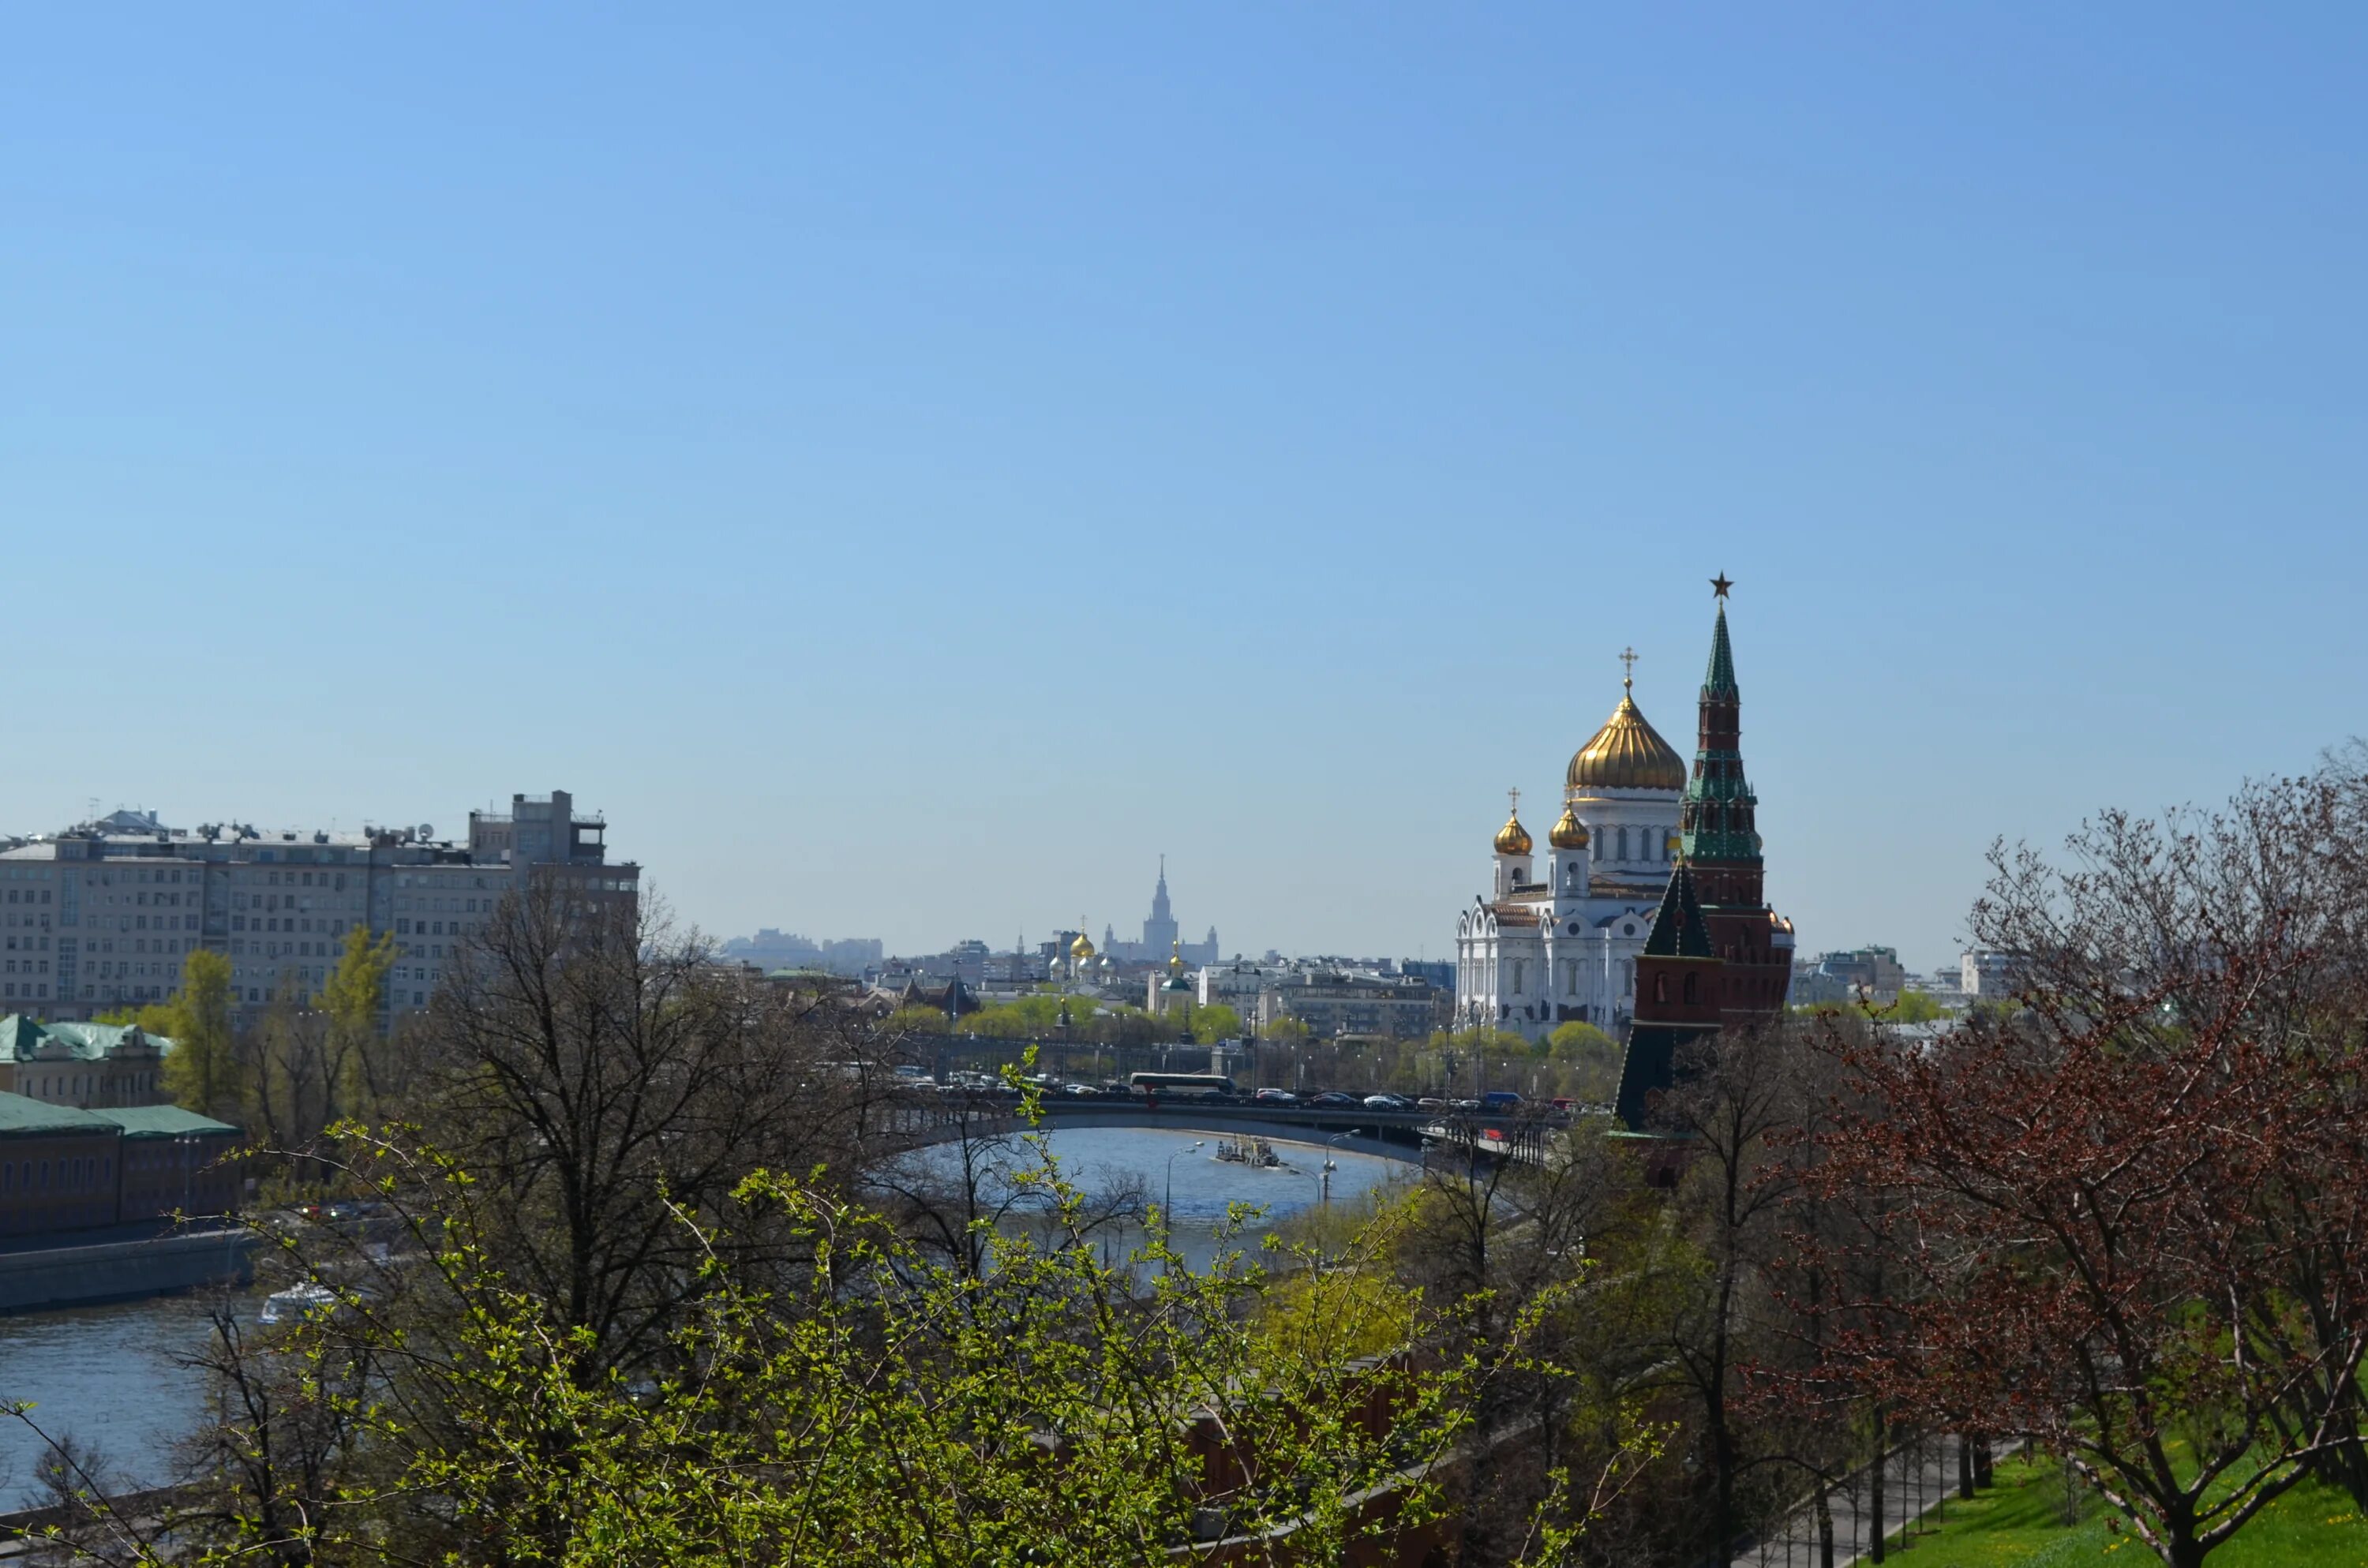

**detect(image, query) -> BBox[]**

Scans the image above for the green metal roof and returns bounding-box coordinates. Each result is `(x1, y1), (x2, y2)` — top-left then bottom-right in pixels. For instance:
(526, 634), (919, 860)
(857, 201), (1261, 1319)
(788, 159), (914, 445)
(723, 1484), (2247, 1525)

(88, 1106), (241, 1138)
(0, 1016), (175, 1063)
(1643, 864), (1717, 960)
(0, 1092), (118, 1136)
(1702, 603), (1738, 695)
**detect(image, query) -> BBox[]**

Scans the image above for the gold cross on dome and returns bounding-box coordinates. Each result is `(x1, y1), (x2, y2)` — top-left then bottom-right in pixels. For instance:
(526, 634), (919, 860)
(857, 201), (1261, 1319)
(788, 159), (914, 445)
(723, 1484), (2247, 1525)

(1506, 786), (1521, 815)
(1619, 646), (1638, 689)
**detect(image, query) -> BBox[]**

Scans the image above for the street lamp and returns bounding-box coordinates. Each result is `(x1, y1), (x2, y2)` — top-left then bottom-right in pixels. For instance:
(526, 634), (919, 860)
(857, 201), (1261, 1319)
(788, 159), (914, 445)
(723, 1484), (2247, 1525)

(1317, 1132), (1351, 1206)
(1163, 1140), (1206, 1218)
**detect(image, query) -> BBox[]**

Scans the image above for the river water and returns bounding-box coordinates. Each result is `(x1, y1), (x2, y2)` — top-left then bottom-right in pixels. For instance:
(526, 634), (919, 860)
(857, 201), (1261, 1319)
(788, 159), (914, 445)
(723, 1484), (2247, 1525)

(0, 1289), (249, 1508)
(0, 1125), (1409, 1508)
(915, 1124), (1412, 1274)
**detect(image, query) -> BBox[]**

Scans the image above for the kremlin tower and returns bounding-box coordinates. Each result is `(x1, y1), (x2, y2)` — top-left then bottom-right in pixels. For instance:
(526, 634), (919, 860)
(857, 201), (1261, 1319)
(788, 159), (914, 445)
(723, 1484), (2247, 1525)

(1616, 576), (1795, 1128)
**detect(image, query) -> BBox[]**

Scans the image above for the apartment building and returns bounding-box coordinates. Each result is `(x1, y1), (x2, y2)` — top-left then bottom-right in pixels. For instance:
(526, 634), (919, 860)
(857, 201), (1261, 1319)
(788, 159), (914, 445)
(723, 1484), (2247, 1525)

(0, 790), (635, 1023)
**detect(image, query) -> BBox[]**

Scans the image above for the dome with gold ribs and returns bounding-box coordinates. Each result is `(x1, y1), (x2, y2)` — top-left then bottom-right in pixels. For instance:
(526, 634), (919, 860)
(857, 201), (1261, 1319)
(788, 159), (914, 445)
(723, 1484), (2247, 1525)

(1567, 685), (1688, 794)
(1070, 930), (1096, 960)
(1549, 805), (1590, 850)
(1493, 809), (1533, 857)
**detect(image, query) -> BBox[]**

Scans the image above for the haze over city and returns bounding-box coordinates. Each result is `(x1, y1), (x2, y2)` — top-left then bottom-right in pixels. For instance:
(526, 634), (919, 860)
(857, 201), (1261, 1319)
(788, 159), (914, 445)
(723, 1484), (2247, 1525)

(9, 6), (2363, 969)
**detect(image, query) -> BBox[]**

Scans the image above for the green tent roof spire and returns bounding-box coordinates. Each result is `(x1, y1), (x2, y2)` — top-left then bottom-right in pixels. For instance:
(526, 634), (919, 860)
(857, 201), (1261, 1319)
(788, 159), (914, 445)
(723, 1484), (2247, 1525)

(1703, 602), (1737, 696)
(1643, 862), (1716, 959)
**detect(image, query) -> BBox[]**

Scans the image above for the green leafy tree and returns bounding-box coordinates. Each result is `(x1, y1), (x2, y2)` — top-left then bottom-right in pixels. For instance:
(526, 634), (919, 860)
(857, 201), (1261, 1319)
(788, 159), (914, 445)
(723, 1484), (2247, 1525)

(1544, 1020), (1616, 1059)
(158, 949), (238, 1122)
(100, 1127), (1632, 1567)
(879, 1003), (949, 1035)
(1546, 1020), (1624, 1102)
(1886, 987), (1946, 1023)
(961, 994), (1077, 1038)
(1188, 1001), (1242, 1043)
(1260, 1014), (1311, 1044)
(1793, 988), (1950, 1024)
(320, 923), (398, 1117)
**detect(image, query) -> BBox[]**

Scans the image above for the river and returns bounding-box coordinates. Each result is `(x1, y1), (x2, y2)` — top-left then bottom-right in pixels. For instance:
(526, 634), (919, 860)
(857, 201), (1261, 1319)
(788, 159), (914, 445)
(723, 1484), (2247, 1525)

(0, 1125), (1410, 1508)
(0, 1289), (249, 1509)
(905, 1124), (1413, 1274)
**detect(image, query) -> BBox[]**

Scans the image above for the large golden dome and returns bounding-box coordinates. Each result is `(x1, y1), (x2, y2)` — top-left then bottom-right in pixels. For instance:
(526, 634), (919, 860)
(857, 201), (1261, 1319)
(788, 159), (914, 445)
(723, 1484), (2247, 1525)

(1070, 930), (1096, 960)
(1567, 685), (1688, 793)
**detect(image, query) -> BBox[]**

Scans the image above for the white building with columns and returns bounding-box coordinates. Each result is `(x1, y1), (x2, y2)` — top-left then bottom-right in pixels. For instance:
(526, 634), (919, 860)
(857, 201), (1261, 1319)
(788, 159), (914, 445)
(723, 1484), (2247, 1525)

(1453, 667), (1689, 1042)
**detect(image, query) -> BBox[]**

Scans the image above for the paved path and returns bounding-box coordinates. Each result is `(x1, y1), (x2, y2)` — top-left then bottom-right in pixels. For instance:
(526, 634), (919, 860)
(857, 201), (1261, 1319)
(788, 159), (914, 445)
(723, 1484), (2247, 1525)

(1737, 1434), (2014, 1567)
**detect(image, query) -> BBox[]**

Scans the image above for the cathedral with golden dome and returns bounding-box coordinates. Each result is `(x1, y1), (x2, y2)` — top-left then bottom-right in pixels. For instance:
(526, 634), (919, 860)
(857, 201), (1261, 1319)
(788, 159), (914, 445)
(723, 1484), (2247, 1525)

(1453, 648), (1703, 1042)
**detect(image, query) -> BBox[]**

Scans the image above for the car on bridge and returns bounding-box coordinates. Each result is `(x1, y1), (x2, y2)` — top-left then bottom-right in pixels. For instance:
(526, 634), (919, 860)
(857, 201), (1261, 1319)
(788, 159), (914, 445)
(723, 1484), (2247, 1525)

(1363, 1094), (1412, 1110)
(1307, 1091), (1359, 1108)
(1253, 1088), (1299, 1105)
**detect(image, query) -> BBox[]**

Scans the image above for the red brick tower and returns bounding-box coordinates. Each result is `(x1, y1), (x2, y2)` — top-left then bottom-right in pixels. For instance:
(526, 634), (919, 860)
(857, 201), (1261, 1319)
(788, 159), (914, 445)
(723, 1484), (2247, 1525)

(1617, 576), (1795, 1128)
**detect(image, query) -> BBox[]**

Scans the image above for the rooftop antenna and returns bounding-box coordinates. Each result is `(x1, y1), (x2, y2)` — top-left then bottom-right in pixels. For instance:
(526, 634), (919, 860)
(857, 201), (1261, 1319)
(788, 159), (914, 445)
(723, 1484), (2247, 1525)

(86, 797), (99, 822)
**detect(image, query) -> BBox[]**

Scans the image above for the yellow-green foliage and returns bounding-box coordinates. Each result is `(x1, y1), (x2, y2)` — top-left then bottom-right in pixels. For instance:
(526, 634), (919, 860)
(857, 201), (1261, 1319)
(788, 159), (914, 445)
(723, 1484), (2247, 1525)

(157, 948), (237, 1120)
(202, 1130), (1519, 1566)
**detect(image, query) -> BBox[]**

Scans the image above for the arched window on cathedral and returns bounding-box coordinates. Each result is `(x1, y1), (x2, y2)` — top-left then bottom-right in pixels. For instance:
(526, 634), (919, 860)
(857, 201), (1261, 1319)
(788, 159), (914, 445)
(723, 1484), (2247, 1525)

(1617, 826), (1630, 862)
(1683, 972), (1699, 1004)
(1654, 973), (1668, 1004)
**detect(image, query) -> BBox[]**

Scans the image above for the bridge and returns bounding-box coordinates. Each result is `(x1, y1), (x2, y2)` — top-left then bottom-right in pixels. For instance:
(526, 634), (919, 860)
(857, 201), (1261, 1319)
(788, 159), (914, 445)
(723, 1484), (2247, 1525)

(867, 1093), (1559, 1167)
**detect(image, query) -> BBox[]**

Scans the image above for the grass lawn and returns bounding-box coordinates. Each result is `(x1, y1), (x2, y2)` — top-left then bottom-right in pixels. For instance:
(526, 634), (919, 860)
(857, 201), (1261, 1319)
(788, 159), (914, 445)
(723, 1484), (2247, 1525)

(1877, 1454), (2368, 1566)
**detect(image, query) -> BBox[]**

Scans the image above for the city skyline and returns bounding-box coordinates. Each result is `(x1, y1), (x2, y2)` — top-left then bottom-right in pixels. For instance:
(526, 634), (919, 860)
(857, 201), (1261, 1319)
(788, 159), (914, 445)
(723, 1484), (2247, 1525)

(9, 7), (2362, 970)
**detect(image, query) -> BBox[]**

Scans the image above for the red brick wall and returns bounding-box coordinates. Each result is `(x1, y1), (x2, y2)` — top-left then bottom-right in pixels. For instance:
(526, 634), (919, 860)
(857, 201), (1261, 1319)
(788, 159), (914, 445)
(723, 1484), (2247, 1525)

(0, 1131), (123, 1237)
(119, 1135), (241, 1223)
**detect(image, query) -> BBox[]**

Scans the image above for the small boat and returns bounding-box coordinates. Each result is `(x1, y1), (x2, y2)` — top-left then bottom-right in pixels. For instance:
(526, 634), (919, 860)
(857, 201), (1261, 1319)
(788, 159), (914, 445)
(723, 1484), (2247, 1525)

(258, 1282), (339, 1325)
(1212, 1137), (1292, 1171)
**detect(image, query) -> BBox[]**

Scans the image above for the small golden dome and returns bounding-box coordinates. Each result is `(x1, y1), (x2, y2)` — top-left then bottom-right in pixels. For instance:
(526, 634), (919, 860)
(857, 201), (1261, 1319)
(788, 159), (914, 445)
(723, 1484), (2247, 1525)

(1494, 810), (1533, 857)
(1070, 931), (1096, 960)
(1568, 685), (1688, 794)
(1550, 806), (1590, 850)
(1167, 941), (1186, 974)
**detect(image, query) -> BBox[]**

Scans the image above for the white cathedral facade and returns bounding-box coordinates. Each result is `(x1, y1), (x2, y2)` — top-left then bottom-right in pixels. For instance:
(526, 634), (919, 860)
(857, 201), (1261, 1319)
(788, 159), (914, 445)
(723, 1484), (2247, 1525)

(1454, 668), (1692, 1042)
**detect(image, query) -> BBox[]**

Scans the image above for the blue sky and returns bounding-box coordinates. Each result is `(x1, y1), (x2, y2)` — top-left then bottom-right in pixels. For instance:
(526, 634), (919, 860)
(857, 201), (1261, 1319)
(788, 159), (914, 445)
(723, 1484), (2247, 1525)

(5, 6), (2362, 970)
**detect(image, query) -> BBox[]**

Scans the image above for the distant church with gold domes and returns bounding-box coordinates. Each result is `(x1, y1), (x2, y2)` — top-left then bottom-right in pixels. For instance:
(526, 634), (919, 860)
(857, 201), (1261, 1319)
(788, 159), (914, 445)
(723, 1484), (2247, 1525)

(1453, 647), (1703, 1042)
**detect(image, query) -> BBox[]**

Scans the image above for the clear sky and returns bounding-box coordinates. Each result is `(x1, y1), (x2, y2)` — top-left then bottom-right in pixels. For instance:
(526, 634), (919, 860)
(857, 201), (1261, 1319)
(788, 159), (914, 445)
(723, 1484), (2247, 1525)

(6, 6), (2362, 971)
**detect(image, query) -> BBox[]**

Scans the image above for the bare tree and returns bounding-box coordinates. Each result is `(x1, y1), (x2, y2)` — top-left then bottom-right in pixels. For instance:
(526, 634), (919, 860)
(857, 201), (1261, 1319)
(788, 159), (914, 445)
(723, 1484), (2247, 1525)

(412, 878), (876, 1379)
(1803, 755), (2368, 1566)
